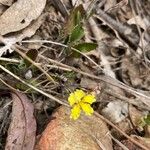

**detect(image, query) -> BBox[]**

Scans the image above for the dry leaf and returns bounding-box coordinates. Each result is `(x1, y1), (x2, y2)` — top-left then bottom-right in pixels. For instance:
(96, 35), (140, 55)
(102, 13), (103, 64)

(120, 56), (150, 90)
(114, 139), (143, 150)
(104, 0), (117, 11)
(102, 101), (128, 123)
(127, 16), (147, 30)
(0, 0), (14, 6)
(5, 92), (36, 150)
(80, 77), (98, 90)
(129, 105), (146, 128)
(0, 13), (46, 56)
(0, 4), (6, 15)
(111, 118), (132, 139)
(15, 13), (47, 41)
(132, 135), (150, 149)
(0, 0), (46, 35)
(36, 106), (113, 150)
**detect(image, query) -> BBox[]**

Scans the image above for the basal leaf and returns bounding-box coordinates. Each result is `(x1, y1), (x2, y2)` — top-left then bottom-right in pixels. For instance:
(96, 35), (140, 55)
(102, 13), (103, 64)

(74, 42), (98, 52)
(69, 25), (84, 44)
(73, 42), (98, 57)
(64, 4), (85, 36)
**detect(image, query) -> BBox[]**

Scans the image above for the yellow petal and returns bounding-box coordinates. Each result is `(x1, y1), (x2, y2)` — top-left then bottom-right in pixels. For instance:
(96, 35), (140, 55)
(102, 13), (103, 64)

(70, 104), (81, 120)
(74, 89), (86, 102)
(80, 102), (94, 116)
(68, 93), (76, 106)
(82, 94), (96, 104)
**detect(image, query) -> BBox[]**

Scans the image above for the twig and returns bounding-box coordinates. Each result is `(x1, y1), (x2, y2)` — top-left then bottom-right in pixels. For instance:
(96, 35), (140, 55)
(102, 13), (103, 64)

(109, 133), (129, 150)
(95, 7), (139, 47)
(105, 89), (150, 111)
(0, 57), (19, 63)
(22, 39), (104, 70)
(0, 64), (69, 106)
(14, 45), (56, 84)
(88, 17), (116, 78)
(39, 49), (150, 108)
(51, 0), (69, 18)
(94, 112), (149, 150)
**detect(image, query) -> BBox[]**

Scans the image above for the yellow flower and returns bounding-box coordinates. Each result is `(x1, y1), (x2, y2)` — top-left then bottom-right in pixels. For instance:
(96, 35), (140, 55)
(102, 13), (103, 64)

(68, 89), (96, 120)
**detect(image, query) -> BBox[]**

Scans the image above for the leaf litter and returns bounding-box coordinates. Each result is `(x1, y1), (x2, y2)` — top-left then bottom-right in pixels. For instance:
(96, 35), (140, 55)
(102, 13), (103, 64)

(5, 92), (36, 150)
(0, 0), (150, 149)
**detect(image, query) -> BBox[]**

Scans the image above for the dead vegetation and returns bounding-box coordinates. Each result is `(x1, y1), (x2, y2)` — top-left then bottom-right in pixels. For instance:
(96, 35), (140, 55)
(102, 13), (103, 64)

(0, 0), (150, 149)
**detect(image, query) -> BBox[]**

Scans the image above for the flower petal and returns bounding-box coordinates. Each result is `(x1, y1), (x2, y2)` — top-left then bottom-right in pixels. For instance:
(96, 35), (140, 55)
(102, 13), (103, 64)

(82, 94), (96, 104)
(68, 93), (76, 106)
(70, 104), (81, 120)
(74, 89), (86, 102)
(80, 102), (94, 116)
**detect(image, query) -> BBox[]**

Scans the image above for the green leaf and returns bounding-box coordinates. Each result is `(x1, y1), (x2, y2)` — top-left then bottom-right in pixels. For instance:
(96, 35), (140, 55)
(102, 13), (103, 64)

(69, 25), (84, 43)
(74, 42), (98, 52)
(74, 8), (82, 26)
(64, 4), (85, 35)
(72, 42), (98, 58)
(144, 114), (150, 125)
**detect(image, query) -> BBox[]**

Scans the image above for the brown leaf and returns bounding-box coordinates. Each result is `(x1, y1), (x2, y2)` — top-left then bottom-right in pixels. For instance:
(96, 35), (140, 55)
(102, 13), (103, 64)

(0, 13), (46, 57)
(132, 135), (150, 149)
(102, 101), (128, 123)
(0, 0), (46, 35)
(5, 92), (36, 150)
(104, 0), (117, 11)
(129, 105), (144, 128)
(0, 0), (14, 6)
(114, 139), (143, 150)
(120, 56), (150, 91)
(36, 106), (113, 150)
(15, 13), (47, 41)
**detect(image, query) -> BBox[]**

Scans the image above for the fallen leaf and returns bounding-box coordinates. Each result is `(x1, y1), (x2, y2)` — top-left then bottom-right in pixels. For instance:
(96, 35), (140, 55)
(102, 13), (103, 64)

(132, 135), (150, 149)
(0, 13), (46, 56)
(0, 0), (46, 35)
(15, 13), (47, 41)
(114, 139), (142, 150)
(0, 4), (6, 15)
(129, 105), (146, 130)
(5, 92), (36, 150)
(102, 101), (128, 123)
(104, 0), (117, 11)
(0, 0), (14, 6)
(80, 77), (98, 90)
(111, 118), (132, 139)
(24, 49), (38, 68)
(36, 106), (113, 150)
(128, 15), (147, 30)
(120, 56), (150, 90)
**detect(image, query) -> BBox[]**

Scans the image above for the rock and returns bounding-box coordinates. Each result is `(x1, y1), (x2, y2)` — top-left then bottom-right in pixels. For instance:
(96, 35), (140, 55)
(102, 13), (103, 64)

(36, 106), (113, 150)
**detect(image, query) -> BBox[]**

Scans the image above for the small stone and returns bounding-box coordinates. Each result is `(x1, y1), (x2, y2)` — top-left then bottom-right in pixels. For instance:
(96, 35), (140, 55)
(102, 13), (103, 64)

(25, 70), (32, 79)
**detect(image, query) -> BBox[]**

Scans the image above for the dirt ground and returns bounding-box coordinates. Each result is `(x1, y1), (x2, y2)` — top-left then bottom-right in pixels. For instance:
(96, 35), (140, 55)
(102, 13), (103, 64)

(0, 0), (150, 149)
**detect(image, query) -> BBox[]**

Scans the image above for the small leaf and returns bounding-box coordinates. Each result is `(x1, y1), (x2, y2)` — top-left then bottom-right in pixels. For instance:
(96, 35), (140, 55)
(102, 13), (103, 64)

(74, 42), (98, 52)
(64, 4), (85, 35)
(74, 8), (82, 27)
(144, 114), (150, 125)
(24, 49), (38, 68)
(69, 25), (84, 43)
(72, 42), (97, 58)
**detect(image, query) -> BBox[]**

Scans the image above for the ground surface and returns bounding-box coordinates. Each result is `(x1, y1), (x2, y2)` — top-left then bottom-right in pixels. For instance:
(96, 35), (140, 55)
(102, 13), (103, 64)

(0, 0), (150, 149)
